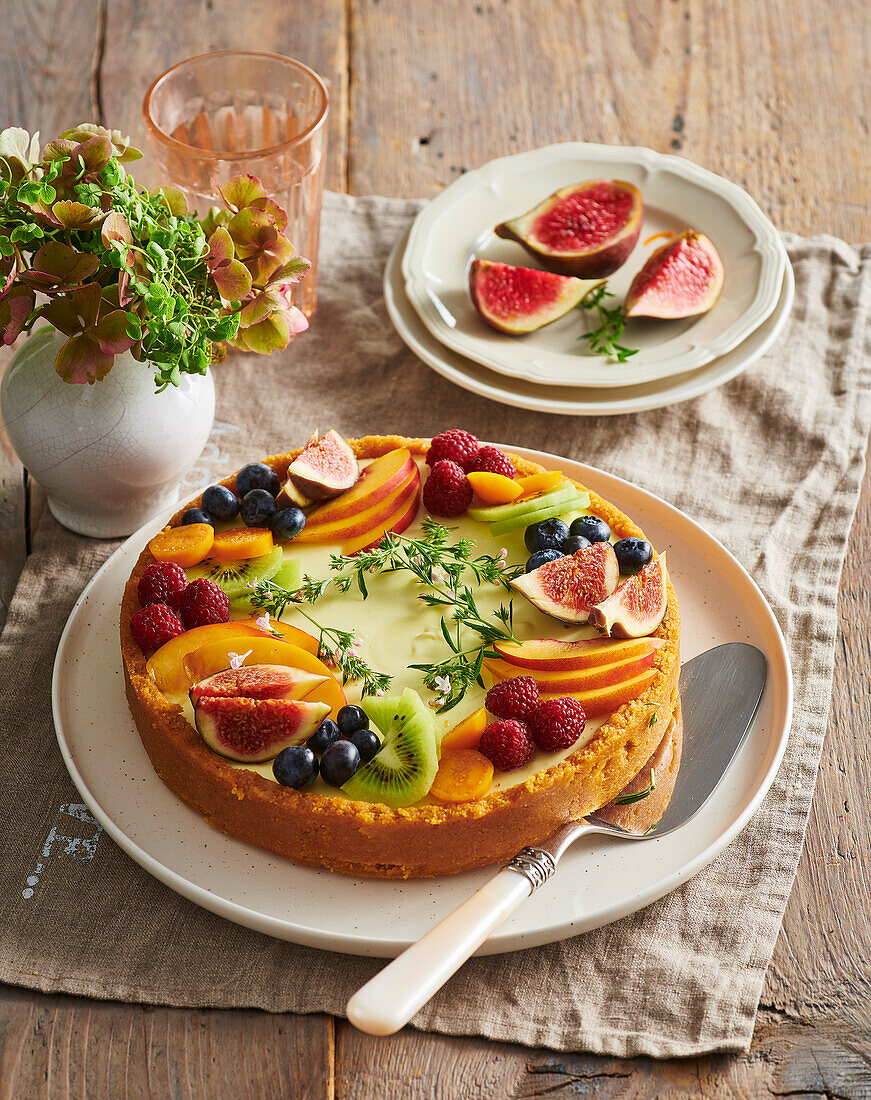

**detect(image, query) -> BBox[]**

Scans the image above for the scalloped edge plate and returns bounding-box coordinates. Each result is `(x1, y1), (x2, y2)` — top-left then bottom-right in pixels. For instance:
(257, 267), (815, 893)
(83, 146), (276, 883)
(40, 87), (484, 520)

(402, 143), (786, 388)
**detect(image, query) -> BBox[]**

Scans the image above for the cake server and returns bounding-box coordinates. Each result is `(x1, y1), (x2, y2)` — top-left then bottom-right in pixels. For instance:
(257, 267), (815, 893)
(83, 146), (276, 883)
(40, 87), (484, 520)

(346, 641), (767, 1036)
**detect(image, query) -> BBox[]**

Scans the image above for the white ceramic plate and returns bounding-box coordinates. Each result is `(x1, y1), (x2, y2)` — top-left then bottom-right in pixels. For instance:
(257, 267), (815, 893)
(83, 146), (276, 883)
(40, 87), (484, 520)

(389, 230), (795, 417)
(402, 143), (787, 388)
(52, 450), (792, 958)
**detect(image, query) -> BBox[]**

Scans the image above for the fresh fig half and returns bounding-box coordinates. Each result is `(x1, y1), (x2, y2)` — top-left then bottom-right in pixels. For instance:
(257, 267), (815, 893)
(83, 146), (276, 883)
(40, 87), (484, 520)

(510, 542), (619, 624)
(194, 695), (330, 762)
(468, 260), (603, 335)
(624, 231), (724, 319)
(276, 478), (313, 510)
(589, 553), (668, 638)
(189, 663), (326, 705)
(495, 179), (643, 278)
(287, 430), (359, 501)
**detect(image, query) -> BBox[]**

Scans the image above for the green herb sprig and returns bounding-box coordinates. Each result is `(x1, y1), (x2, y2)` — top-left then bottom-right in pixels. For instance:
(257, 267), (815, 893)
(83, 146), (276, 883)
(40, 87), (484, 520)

(578, 285), (639, 363)
(614, 768), (656, 806)
(251, 588), (391, 698)
(252, 518), (524, 713)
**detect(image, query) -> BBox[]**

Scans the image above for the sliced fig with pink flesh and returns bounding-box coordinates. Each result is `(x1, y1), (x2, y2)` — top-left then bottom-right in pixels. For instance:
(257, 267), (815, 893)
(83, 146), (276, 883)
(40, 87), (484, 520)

(287, 430), (359, 500)
(495, 179), (643, 278)
(189, 663), (326, 705)
(624, 232), (724, 319)
(468, 260), (603, 335)
(194, 695), (330, 762)
(589, 553), (668, 638)
(510, 542), (620, 624)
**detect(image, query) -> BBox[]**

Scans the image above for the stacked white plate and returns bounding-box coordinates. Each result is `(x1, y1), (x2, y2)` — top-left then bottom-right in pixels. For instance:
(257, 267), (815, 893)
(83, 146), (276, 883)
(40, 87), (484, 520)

(387, 143), (794, 416)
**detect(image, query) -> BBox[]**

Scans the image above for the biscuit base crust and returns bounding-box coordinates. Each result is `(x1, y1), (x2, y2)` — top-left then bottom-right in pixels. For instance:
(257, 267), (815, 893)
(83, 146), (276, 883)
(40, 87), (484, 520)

(121, 435), (681, 878)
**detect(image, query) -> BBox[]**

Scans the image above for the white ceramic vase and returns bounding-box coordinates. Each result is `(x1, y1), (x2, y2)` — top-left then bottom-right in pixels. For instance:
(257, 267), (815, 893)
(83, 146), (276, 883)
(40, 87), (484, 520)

(1, 327), (216, 537)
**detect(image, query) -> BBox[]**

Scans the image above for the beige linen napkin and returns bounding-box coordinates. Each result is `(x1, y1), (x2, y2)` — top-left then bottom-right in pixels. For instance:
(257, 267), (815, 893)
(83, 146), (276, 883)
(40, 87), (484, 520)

(0, 193), (869, 1057)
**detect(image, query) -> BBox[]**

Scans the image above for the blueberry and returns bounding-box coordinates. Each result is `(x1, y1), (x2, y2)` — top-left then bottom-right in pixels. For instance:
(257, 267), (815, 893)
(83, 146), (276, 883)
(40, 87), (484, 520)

(271, 507), (306, 542)
(614, 537), (653, 575)
(564, 534), (592, 555)
(320, 740), (361, 786)
(235, 462), (281, 498)
(346, 727), (382, 764)
(525, 548), (564, 572)
(308, 717), (341, 754)
(337, 704), (369, 736)
(182, 507), (215, 527)
(240, 488), (277, 528)
(272, 745), (319, 789)
(524, 518), (570, 554)
(202, 484), (240, 521)
(570, 514), (611, 544)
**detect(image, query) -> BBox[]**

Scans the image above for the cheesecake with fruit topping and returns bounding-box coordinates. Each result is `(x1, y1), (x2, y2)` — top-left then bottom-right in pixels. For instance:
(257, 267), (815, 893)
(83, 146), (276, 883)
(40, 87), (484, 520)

(121, 431), (681, 878)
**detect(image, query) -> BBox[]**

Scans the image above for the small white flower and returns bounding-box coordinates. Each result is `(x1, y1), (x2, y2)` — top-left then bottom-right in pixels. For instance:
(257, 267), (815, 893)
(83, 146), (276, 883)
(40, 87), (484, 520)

(433, 674), (452, 695)
(498, 548), (508, 561)
(254, 612), (272, 632)
(228, 649), (252, 670)
(375, 688), (385, 697)
(432, 567), (449, 585)
(351, 637), (363, 649)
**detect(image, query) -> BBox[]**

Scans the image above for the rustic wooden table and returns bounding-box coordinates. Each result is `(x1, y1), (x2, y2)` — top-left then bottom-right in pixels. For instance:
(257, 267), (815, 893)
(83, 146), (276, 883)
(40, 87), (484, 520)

(2, 2), (869, 1096)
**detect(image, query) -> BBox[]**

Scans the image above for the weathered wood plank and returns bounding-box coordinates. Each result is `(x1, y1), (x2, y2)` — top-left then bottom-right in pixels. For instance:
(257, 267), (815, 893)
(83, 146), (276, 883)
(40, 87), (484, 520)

(99, 0), (348, 193)
(349, 0), (870, 242)
(0, 985), (335, 1100)
(0, 2), (105, 626)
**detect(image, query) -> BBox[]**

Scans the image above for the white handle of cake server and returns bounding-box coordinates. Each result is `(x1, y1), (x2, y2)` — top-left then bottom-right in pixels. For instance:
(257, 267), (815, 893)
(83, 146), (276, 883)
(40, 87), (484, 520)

(346, 869), (532, 1035)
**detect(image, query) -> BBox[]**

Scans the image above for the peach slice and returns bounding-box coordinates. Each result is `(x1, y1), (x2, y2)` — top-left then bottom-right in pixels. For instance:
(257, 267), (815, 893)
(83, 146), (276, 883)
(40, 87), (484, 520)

(341, 483), (421, 555)
(467, 472), (522, 504)
(146, 619), (320, 698)
(183, 637), (346, 716)
(540, 668), (657, 717)
(485, 646), (661, 694)
(294, 467), (420, 545)
(304, 448), (415, 525)
(494, 635), (662, 672)
(441, 707), (488, 752)
(429, 749), (494, 803)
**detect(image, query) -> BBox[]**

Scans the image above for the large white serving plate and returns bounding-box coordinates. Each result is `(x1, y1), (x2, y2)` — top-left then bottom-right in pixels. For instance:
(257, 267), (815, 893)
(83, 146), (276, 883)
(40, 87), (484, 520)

(388, 230), (795, 417)
(402, 143), (787, 388)
(53, 450), (792, 958)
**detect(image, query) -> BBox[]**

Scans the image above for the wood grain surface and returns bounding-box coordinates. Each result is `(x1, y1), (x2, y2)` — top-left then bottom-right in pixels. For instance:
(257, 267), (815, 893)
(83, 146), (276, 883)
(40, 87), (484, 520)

(1, 0), (869, 1096)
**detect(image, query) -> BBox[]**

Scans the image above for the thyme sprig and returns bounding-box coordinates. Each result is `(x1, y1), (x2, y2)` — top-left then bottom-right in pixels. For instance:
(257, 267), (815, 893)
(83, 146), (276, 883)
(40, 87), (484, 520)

(252, 518), (524, 713)
(251, 585), (391, 697)
(614, 768), (656, 806)
(578, 285), (639, 363)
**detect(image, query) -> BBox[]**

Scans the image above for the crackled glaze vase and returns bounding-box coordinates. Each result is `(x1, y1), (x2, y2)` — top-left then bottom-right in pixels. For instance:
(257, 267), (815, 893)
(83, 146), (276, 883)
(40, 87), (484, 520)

(1, 327), (215, 537)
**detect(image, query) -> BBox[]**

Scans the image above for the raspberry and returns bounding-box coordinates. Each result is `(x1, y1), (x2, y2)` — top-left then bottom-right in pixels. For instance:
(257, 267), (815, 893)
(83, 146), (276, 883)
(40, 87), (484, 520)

(130, 603), (185, 652)
(422, 460), (473, 517)
(178, 577), (230, 630)
(478, 719), (535, 771)
(527, 697), (587, 752)
(426, 429), (479, 470)
(467, 446), (516, 479)
(485, 676), (540, 721)
(138, 561), (188, 609)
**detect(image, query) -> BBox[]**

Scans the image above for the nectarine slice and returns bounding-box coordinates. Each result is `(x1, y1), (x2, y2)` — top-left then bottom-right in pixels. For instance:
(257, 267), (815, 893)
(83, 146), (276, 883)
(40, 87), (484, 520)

(146, 618), (319, 697)
(183, 637), (346, 716)
(540, 668), (657, 717)
(494, 636), (662, 671)
(341, 484), (421, 555)
(467, 472), (522, 504)
(429, 749), (494, 803)
(485, 645), (661, 694)
(441, 707), (487, 752)
(295, 469), (419, 545)
(303, 448), (415, 525)
(148, 523), (214, 568)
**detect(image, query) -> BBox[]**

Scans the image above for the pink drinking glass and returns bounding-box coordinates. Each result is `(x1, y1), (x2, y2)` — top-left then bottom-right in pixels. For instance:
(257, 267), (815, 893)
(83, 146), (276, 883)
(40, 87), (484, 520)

(143, 50), (329, 318)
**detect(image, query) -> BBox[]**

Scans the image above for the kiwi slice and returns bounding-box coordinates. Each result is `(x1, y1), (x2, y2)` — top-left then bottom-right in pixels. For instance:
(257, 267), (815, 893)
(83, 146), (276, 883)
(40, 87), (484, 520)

(489, 491), (590, 536)
(187, 546), (283, 609)
(346, 688), (439, 808)
(271, 557), (302, 592)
